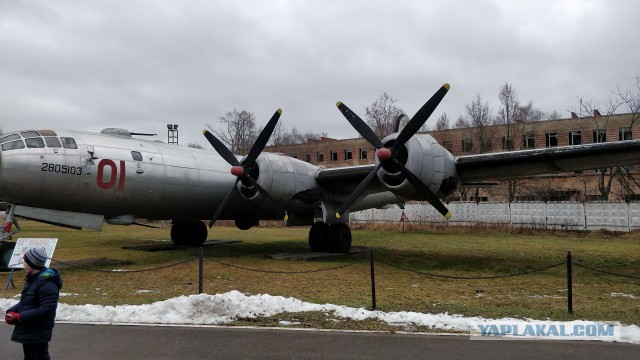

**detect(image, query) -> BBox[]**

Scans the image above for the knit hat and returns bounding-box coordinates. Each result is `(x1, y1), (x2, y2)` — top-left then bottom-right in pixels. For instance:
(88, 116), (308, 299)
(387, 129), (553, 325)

(23, 247), (48, 270)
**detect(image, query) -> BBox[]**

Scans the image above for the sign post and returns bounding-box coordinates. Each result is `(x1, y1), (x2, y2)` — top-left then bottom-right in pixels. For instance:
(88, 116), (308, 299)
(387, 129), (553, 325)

(5, 238), (58, 290)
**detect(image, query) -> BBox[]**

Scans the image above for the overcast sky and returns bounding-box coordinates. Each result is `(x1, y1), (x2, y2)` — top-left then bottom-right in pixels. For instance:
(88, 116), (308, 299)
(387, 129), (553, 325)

(1, 0), (639, 146)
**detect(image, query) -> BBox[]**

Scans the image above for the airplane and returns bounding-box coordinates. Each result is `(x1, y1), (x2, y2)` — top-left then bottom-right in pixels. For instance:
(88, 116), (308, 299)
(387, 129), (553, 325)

(2, 83), (640, 260)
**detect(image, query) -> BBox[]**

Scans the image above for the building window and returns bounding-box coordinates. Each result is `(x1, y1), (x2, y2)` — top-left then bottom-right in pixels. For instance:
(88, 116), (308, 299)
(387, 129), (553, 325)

(461, 139), (473, 152)
(316, 151), (324, 162)
(502, 137), (514, 150)
(545, 132), (558, 147)
(480, 139), (492, 153)
(619, 127), (632, 141)
(304, 153), (311, 162)
(330, 150), (338, 161)
(344, 149), (353, 160)
(522, 134), (535, 149)
(593, 129), (606, 143)
(443, 140), (454, 152)
(291, 153), (298, 159)
(358, 147), (367, 159)
(569, 130), (581, 145)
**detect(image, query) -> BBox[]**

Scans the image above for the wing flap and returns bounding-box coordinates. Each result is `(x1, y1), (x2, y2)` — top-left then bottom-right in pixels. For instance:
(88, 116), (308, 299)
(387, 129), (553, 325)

(315, 164), (384, 193)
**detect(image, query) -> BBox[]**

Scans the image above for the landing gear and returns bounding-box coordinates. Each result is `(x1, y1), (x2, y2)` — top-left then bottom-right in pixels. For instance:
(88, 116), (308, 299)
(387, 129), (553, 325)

(308, 222), (352, 253)
(309, 222), (330, 252)
(170, 221), (208, 246)
(235, 217), (258, 230)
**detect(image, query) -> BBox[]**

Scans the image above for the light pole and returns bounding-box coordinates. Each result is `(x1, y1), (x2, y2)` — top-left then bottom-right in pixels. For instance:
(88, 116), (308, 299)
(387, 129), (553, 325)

(167, 124), (179, 145)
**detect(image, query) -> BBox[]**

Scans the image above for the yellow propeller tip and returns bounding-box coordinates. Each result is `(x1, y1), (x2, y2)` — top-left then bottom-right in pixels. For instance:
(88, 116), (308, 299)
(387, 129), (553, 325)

(284, 215), (288, 221)
(445, 212), (452, 219)
(277, 108), (282, 114)
(335, 212), (341, 219)
(443, 83), (450, 90)
(202, 130), (208, 135)
(336, 101), (342, 107)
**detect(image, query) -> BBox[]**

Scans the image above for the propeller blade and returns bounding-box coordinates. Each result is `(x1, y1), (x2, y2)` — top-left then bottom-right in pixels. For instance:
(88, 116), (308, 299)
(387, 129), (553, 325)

(393, 159), (451, 219)
(336, 101), (384, 149)
(335, 162), (384, 218)
(393, 84), (450, 151)
(208, 178), (240, 228)
(244, 109), (282, 167)
(203, 130), (240, 166)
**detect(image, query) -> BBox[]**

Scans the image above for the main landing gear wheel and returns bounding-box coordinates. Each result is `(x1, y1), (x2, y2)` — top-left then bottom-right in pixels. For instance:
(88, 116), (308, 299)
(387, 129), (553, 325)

(170, 221), (208, 246)
(308, 222), (352, 253)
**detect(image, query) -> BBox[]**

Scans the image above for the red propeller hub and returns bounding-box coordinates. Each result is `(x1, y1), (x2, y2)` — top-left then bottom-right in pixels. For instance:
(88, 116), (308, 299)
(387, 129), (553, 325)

(231, 166), (245, 177)
(377, 148), (392, 161)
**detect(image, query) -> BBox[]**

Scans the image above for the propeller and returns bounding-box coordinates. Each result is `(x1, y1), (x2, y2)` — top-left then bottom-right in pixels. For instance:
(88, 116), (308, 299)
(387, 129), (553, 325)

(335, 84), (451, 219)
(203, 109), (287, 228)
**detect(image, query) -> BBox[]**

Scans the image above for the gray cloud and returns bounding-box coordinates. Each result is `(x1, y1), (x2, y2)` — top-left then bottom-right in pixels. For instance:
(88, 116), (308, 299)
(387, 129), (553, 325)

(1, 0), (639, 145)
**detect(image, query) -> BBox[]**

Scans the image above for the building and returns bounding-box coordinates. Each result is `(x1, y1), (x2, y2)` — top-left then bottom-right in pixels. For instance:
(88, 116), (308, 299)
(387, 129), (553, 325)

(265, 112), (640, 202)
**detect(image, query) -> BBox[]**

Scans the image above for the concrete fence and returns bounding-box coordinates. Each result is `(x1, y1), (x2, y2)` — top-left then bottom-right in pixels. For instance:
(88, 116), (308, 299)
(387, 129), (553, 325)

(350, 201), (640, 232)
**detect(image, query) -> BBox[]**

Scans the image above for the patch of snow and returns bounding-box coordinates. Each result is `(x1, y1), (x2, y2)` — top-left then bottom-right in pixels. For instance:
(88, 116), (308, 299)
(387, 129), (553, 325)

(59, 293), (78, 297)
(528, 295), (565, 299)
(0, 291), (638, 344)
(611, 292), (637, 299)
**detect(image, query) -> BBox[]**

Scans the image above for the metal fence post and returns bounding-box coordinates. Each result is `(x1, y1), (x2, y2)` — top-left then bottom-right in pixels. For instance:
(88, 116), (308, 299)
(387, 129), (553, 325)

(567, 251), (572, 313)
(370, 249), (376, 310)
(199, 247), (204, 294)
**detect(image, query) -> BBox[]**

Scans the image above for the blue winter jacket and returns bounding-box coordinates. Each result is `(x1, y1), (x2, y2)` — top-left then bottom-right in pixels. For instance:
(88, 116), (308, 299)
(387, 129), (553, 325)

(6, 268), (63, 343)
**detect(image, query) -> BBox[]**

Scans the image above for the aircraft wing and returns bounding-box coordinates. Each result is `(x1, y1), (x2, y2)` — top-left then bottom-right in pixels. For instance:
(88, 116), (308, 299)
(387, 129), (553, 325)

(455, 139), (640, 183)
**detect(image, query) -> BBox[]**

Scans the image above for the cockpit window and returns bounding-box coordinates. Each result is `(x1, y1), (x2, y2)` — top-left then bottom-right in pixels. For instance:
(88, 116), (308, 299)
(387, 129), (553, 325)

(44, 137), (62, 148)
(0, 134), (20, 144)
(38, 130), (57, 136)
(1, 139), (25, 151)
(60, 137), (78, 149)
(20, 131), (40, 138)
(131, 151), (143, 161)
(25, 137), (45, 148)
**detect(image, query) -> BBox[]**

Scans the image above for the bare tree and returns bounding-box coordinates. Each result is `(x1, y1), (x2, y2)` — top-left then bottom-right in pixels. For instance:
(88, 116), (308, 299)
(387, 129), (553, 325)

(365, 92), (404, 138)
(207, 109), (257, 155)
(614, 74), (640, 132)
(547, 110), (562, 120)
(465, 93), (493, 154)
(571, 96), (624, 200)
(453, 115), (468, 129)
(269, 121), (287, 151)
(494, 83), (547, 201)
(496, 83), (519, 138)
(187, 141), (204, 149)
(435, 112), (450, 130)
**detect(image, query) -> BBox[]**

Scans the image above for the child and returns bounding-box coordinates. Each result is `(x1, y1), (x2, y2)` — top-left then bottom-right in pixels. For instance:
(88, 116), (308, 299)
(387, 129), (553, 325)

(5, 247), (63, 360)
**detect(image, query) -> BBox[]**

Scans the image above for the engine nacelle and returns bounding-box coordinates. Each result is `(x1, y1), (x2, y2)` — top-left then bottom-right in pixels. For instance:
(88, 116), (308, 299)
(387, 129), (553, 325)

(236, 153), (318, 208)
(377, 134), (459, 200)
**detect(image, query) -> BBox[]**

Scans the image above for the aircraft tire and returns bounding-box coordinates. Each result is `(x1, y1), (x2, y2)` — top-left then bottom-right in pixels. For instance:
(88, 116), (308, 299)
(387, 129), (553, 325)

(308, 222), (330, 252)
(170, 223), (184, 245)
(170, 222), (207, 246)
(328, 223), (352, 253)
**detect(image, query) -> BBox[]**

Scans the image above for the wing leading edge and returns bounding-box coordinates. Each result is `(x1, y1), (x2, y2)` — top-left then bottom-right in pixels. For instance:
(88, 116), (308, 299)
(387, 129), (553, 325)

(456, 139), (640, 183)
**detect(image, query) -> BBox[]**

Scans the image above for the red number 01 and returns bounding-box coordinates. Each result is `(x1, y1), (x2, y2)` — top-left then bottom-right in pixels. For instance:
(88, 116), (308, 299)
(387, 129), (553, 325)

(97, 159), (126, 190)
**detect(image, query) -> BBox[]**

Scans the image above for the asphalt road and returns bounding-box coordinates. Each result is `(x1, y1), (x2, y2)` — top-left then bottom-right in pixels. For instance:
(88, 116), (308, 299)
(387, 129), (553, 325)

(1, 323), (639, 359)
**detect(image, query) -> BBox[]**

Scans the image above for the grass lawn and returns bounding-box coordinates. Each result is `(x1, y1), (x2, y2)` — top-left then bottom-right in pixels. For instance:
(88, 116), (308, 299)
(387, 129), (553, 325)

(2, 221), (639, 327)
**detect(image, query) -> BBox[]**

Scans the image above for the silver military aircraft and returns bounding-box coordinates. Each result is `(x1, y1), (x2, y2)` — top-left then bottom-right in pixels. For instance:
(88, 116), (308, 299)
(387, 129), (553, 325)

(2, 84), (640, 255)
